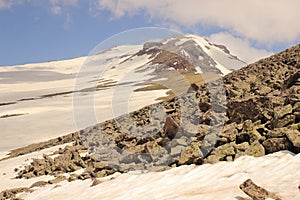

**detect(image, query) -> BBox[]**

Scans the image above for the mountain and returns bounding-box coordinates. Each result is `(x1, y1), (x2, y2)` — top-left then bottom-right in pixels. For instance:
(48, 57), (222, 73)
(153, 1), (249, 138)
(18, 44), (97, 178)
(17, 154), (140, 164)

(0, 41), (299, 199)
(0, 34), (246, 151)
(74, 44), (300, 171)
(0, 44), (299, 200)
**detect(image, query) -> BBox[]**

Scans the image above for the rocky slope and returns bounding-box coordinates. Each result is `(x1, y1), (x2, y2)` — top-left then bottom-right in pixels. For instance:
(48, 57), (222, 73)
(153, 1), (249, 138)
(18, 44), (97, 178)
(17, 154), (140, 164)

(11, 44), (300, 180)
(1, 44), (299, 200)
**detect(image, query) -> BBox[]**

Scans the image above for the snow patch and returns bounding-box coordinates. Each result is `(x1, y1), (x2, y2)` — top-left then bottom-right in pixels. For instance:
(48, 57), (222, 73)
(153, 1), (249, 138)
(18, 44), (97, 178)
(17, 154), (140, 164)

(180, 49), (190, 58)
(19, 151), (300, 200)
(175, 38), (191, 46)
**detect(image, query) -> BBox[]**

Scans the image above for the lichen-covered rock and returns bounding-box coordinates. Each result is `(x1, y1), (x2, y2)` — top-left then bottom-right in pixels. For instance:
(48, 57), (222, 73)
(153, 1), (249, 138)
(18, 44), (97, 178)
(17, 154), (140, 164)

(177, 142), (203, 165)
(205, 142), (235, 163)
(245, 141), (265, 157)
(220, 123), (238, 142)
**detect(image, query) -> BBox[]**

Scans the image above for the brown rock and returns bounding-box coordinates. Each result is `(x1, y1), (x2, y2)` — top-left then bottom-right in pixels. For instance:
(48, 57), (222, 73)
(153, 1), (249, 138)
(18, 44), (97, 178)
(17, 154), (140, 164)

(286, 129), (300, 148)
(48, 176), (66, 184)
(91, 179), (103, 187)
(198, 102), (211, 112)
(220, 123), (238, 142)
(68, 174), (79, 182)
(286, 129), (300, 153)
(178, 142), (203, 165)
(239, 179), (281, 200)
(163, 116), (179, 139)
(205, 142), (235, 163)
(274, 104), (293, 119)
(262, 138), (292, 153)
(30, 181), (48, 188)
(235, 142), (250, 151)
(275, 114), (296, 128)
(245, 141), (265, 157)
(0, 187), (32, 200)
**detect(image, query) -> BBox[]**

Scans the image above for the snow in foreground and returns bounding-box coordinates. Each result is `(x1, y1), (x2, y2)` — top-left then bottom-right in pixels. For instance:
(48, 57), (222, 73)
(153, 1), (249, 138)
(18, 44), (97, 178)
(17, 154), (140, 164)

(16, 151), (300, 200)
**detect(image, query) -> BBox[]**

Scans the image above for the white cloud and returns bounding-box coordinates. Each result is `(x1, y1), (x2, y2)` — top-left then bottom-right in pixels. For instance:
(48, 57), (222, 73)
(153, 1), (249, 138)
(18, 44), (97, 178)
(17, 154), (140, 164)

(50, 0), (78, 15)
(208, 32), (273, 63)
(51, 5), (62, 15)
(95, 0), (300, 45)
(49, 0), (77, 25)
(0, 0), (10, 9)
(0, 0), (23, 9)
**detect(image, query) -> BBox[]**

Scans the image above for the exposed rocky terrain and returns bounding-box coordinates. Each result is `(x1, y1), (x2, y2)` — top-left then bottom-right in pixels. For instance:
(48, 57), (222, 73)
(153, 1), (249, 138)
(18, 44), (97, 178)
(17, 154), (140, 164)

(1, 44), (299, 199)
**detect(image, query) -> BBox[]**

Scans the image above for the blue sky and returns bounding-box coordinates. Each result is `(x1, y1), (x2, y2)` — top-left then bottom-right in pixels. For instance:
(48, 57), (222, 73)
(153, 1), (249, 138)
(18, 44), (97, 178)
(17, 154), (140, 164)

(0, 0), (299, 66)
(0, 1), (154, 65)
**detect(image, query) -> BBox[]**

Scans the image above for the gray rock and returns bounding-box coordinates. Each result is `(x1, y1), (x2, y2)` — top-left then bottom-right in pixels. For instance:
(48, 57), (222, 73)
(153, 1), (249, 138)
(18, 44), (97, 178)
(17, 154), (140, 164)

(170, 145), (185, 157)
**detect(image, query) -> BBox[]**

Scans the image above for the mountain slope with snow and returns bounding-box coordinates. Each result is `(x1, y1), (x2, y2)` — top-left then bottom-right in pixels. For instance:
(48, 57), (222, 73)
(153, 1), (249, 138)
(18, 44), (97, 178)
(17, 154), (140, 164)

(0, 34), (246, 152)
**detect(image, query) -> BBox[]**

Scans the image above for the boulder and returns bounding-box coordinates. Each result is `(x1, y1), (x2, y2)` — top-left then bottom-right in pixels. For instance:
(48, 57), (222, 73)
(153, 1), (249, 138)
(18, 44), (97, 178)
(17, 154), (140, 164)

(0, 187), (32, 200)
(205, 142), (235, 163)
(245, 141), (265, 157)
(255, 85), (272, 96)
(68, 174), (79, 182)
(275, 114), (296, 128)
(286, 129), (300, 153)
(170, 145), (185, 157)
(30, 181), (48, 188)
(204, 154), (219, 164)
(178, 142), (203, 165)
(286, 129), (300, 148)
(235, 142), (250, 151)
(240, 179), (281, 200)
(48, 176), (66, 184)
(220, 123), (238, 142)
(274, 104), (293, 119)
(163, 116), (179, 139)
(267, 129), (286, 138)
(262, 138), (292, 154)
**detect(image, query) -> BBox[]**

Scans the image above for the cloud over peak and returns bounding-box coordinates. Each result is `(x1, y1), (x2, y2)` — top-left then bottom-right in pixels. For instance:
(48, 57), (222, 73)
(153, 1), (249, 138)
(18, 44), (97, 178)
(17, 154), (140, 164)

(96, 0), (300, 45)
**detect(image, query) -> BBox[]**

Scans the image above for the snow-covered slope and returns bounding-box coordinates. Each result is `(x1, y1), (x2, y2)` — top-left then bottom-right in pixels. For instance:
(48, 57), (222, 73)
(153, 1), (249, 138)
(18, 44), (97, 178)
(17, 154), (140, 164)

(7, 151), (298, 200)
(0, 34), (246, 152)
